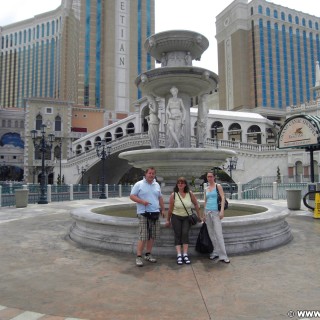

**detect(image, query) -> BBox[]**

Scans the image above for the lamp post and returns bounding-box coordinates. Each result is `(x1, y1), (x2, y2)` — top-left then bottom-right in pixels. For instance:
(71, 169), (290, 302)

(95, 141), (111, 199)
(59, 139), (62, 185)
(225, 156), (238, 180)
(212, 126), (218, 148)
(31, 124), (55, 204)
(77, 164), (88, 185)
(0, 161), (6, 181)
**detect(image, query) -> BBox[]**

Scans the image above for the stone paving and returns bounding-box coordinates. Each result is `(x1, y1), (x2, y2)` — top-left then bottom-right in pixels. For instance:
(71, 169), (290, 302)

(0, 198), (319, 320)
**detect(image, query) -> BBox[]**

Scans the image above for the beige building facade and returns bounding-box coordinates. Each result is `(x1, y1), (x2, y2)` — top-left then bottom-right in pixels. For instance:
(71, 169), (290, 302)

(216, 0), (320, 125)
(0, 0), (155, 122)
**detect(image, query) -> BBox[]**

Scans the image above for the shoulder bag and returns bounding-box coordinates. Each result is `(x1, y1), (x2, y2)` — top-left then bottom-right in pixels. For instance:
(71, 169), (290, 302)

(176, 192), (199, 226)
(216, 184), (229, 211)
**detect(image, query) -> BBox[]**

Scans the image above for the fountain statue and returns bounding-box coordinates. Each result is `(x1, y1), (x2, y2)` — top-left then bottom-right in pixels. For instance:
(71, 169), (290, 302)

(119, 30), (235, 184)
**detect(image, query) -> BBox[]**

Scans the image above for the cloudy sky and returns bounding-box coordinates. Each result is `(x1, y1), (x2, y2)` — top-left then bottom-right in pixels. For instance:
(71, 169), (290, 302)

(0, 0), (317, 73)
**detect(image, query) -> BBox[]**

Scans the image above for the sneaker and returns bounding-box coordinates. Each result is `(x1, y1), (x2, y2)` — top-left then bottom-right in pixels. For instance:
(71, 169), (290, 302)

(136, 256), (144, 267)
(144, 254), (157, 263)
(209, 253), (219, 260)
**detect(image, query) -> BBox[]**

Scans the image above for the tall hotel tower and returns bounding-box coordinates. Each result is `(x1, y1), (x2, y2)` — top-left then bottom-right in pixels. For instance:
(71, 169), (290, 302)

(0, 0), (154, 122)
(216, 0), (320, 122)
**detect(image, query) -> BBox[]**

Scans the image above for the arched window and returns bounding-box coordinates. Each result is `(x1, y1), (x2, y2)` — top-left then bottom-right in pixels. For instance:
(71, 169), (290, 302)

(281, 12), (285, 21)
(247, 125), (262, 144)
(273, 10), (278, 19)
(36, 114), (42, 130)
(266, 7), (270, 16)
(258, 5), (263, 14)
(54, 115), (61, 131)
(105, 132), (112, 142)
(126, 122), (135, 135)
(85, 141), (92, 152)
(228, 123), (242, 142)
(211, 121), (223, 139)
(115, 127), (123, 139)
(94, 136), (102, 145)
(76, 145), (83, 155)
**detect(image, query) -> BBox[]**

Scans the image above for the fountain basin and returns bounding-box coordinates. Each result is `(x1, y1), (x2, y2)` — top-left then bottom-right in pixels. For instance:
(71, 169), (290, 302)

(69, 201), (292, 256)
(119, 148), (236, 180)
(136, 66), (218, 97)
(145, 30), (209, 62)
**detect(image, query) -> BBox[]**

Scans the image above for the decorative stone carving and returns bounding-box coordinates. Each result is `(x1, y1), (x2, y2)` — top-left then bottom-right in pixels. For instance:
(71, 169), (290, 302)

(185, 52), (192, 66)
(145, 95), (160, 149)
(165, 86), (186, 148)
(161, 53), (167, 67)
(196, 93), (209, 148)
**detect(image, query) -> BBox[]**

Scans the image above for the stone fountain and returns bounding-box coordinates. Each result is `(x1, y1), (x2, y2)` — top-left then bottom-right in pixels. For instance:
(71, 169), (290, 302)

(68, 30), (292, 256)
(119, 30), (236, 184)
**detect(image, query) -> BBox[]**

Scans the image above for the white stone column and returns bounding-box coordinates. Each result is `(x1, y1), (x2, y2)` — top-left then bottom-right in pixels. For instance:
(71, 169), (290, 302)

(70, 184), (73, 201)
(89, 184), (92, 199)
(47, 185), (52, 203)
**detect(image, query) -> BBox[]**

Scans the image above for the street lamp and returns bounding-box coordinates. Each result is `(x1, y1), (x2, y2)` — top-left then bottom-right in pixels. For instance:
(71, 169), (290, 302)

(77, 164), (88, 185)
(31, 124), (55, 204)
(224, 156), (238, 180)
(0, 161), (7, 181)
(59, 139), (62, 185)
(95, 141), (111, 199)
(212, 125), (218, 148)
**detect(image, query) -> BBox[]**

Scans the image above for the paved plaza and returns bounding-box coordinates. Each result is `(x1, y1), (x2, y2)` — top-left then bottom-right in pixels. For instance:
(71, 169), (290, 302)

(0, 198), (319, 320)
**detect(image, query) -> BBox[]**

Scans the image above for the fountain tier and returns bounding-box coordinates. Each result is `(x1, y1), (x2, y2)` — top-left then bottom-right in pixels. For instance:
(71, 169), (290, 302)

(119, 148), (236, 181)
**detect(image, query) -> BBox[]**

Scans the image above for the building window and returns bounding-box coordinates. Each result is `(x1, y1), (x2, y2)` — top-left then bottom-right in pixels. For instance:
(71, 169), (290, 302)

(266, 7), (270, 16)
(55, 115), (61, 131)
(105, 132), (112, 142)
(126, 122), (135, 135)
(36, 114), (42, 130)
(115, 127), (123, 139)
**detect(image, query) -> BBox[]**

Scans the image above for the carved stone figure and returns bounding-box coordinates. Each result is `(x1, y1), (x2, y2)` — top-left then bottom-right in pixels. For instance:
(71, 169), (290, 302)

(196, 93), (209, 147)
(165, 86), (186, 148)
(145, 95), (160, 149)
(161, 52), (167, 67)
(185, 52), (192, 66)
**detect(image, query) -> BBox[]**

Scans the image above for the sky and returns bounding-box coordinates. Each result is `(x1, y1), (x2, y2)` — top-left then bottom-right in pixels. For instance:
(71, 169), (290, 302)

(0, 0), (317, 73)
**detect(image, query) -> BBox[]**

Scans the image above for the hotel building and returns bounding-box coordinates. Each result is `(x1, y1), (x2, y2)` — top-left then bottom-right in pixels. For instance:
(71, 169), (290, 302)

(0, 0), (155, 123)
(216, 0), (320, 124)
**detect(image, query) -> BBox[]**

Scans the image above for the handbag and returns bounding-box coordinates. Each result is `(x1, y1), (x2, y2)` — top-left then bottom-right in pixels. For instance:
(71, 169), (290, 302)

(217, 185), (229, 211)
(195, 222), (213, 253)
(176, 192), (199, 226)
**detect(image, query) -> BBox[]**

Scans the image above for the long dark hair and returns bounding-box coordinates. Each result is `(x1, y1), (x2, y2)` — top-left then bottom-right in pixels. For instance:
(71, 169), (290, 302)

(173, 177), (190, 193)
